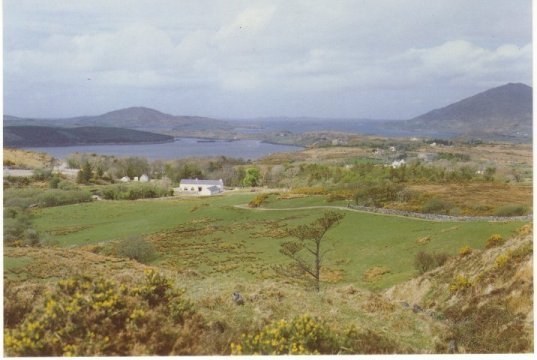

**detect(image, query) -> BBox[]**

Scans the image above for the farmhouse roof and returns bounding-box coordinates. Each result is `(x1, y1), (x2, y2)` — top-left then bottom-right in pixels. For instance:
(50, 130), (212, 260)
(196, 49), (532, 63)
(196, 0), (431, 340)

(180, 179), (223, 186)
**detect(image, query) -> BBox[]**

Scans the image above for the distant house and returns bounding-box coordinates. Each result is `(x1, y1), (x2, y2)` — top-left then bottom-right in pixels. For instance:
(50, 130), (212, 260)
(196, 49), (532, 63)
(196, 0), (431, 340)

(140, 174), (149, 182)
(120, 176), (131, 182)
(391, 159), (406, 168)
(175, 179), (224, 196)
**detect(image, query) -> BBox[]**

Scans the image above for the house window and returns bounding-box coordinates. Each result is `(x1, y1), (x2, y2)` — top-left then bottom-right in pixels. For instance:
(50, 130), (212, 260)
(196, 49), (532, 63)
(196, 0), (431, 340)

(198, 186), (202, 192)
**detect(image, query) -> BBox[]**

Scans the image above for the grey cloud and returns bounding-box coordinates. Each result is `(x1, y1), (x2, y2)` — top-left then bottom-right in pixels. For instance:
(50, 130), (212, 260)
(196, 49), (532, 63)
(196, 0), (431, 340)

(3, 0), (532, 119)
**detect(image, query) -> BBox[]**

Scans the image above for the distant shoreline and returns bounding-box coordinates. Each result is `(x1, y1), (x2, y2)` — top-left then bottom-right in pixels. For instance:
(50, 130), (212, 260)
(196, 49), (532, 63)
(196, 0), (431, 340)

(19, 138), (176, 148)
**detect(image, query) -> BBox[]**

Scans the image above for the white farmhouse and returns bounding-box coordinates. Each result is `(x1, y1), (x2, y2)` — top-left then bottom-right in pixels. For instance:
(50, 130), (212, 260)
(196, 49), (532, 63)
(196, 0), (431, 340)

(176, 179), (224, 196)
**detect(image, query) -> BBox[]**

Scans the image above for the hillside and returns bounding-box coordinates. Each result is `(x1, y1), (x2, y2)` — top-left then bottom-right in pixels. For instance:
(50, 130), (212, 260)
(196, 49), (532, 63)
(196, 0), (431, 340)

(398, 83), (532, 138)
(385, 225), (533, 353)
(4, 126), (174, 147)
(3, 107), (232, 133)
(3, 148), (54, 169)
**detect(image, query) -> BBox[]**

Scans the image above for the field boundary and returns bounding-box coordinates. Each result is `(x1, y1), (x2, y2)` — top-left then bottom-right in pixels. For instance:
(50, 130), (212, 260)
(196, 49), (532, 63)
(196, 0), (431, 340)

(235, 204), (532, 223)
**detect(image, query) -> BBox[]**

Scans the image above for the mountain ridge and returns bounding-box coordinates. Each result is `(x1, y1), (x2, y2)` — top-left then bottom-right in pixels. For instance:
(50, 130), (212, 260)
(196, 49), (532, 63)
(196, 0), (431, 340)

(399, 83), (532, 138)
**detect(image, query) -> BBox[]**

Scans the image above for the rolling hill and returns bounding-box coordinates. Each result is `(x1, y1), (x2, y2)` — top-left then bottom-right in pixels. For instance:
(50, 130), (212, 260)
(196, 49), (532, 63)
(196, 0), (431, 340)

(3, 107), (232, 132)
(399, 83), (532, 138)
(4, 126), (175, 147)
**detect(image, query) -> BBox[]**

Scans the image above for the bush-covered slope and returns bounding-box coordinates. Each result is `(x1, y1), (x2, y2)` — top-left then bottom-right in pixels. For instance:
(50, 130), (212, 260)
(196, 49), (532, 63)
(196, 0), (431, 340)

(385, 224), (533, 353)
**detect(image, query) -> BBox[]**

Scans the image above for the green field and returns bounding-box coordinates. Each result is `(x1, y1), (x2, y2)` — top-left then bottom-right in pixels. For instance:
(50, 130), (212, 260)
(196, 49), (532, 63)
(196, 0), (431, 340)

(30, 193), (525, 290)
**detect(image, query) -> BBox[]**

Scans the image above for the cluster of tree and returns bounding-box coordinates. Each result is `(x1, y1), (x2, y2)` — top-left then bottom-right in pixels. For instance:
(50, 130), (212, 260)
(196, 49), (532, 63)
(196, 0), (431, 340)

(67, 154), (253, 187)
(98, 182), (172, 200)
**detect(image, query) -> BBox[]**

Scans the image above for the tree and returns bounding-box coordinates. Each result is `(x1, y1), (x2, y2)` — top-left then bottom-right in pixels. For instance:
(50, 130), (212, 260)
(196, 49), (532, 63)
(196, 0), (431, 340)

(277, 211), (344, 292)
(242, 167), (261, 187)
(76, 162), (93, 184)
(484, 166), (496, 181)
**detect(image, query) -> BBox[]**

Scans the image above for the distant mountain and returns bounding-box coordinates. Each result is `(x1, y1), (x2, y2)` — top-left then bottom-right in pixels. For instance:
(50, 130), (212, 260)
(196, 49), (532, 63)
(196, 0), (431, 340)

(398, 83), (532, 138)
(4, 126), (174, 147)
(3, 107), (232, 132)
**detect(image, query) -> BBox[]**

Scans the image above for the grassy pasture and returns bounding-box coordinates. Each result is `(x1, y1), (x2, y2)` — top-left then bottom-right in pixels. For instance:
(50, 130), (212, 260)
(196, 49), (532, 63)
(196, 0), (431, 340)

(31, 193), (525, 290)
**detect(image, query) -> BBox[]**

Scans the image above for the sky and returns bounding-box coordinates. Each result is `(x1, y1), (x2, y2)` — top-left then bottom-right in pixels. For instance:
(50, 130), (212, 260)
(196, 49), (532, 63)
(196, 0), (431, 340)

(2, 0), (532, 120)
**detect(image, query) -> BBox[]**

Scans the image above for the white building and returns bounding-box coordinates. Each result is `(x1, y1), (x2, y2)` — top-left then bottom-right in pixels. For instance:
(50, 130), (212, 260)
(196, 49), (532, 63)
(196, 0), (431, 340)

(139, 174), (149, 182)
(176, 179), (224, 196)
(391, 159), (406, 168)
(120, 176), (131, 182)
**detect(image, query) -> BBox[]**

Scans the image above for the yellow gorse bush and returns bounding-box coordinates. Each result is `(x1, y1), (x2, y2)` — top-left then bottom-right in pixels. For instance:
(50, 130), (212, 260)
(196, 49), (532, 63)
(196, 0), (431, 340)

(485, 234), (504, 249)
(230, 315), (403, 355)
(458, 245), (472, 257)
(4, 270), (201, 356)
(231, 315), (339, 355)
(449, 274), (472, 293)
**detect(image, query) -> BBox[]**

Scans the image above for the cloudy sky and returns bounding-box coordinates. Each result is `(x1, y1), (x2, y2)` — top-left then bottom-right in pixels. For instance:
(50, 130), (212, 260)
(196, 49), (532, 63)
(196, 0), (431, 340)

(3, 0), (532, 119)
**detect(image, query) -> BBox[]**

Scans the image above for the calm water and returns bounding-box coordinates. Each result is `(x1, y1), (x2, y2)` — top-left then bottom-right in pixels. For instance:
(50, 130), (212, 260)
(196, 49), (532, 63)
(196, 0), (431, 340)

(24, 138), (302, 161)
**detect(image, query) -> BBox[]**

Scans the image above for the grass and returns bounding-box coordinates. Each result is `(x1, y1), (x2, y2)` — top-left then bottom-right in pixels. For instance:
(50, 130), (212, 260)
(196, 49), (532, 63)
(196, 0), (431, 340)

(31, 193), (525, 290)
(4, 256), (32, 271)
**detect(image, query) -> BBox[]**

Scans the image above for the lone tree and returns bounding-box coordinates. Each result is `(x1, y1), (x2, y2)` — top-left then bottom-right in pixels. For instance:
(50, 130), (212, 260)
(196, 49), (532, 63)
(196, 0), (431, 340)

(242, 167), (261, 187)
(277, 211), (344, 292)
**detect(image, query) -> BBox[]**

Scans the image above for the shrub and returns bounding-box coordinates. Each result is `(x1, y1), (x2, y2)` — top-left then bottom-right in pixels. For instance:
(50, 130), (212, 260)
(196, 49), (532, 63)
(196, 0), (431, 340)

(248, 193), (269, 208)
(326, 190), (354, 202)
(32, 168), (53, 181)
(231, 315), (338, 355)
(36, 189), (92, 207)
(516, 223), (532, 236)
(414, 251), (449, 274)
(48, 175), (61, 189)
(4, 281), (46, 329)
(362, 266), (391, 282)
(458, 245), (472, 257)
(449, 274), (472, 293)
(115, 236), (156, 264)
(4, 271), (204, 356)
(485, 234), (504, 249)
(494, 204), (528, 217)
(99, 183), (170, 200)
(444, 301), (530, 353)
(290, 187), (328, 195)
(23, 229), (41, 246)
(354, 182), (404, 207)
(494, 254), (510, 269)
(231, 315), (403, 355)
(421, 198), (453, 214)
(4, 176), (30, 188)
(57, 180), (79, 190)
